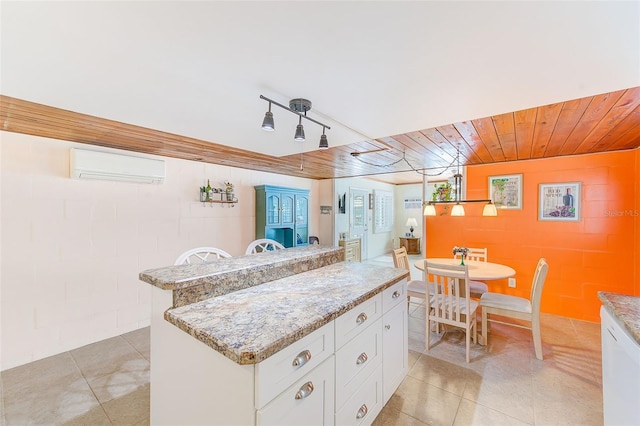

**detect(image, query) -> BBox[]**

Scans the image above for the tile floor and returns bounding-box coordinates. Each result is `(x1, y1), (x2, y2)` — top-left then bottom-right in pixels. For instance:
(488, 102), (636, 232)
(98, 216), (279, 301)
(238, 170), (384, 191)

(1, 254), (603, 425)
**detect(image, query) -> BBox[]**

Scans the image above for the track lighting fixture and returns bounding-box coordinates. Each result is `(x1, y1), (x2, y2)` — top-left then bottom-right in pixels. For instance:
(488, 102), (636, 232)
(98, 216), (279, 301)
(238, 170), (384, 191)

(260, 95), (331, 148)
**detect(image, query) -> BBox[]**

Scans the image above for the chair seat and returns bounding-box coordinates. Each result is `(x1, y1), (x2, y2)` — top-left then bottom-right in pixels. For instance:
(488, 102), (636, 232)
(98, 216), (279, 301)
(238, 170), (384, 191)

(480, 292), (532, 313)
(407, 280), (435, 295)
(469, 280), (488, 295)
(431, 295), (479, 315)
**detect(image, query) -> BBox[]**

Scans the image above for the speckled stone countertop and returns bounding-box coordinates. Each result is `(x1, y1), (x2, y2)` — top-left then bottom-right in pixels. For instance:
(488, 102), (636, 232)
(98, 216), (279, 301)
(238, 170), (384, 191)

(598, 291), (640, 345)
(165, 261), (409, 365)
(139, 245), (344, 307)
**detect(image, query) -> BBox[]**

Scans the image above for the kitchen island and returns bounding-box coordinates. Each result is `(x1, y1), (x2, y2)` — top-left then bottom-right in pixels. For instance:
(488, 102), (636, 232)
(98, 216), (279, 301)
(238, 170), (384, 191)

(139, 246), (409, 425)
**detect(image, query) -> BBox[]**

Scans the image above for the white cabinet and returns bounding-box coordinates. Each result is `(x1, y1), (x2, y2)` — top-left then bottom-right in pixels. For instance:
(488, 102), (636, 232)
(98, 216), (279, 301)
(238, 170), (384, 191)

(381, 280), (408, 404)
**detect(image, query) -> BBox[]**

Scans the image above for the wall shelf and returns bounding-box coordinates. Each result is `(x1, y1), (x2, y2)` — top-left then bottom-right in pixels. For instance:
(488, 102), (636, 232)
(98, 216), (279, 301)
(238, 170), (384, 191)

(201, 199), (237, 207)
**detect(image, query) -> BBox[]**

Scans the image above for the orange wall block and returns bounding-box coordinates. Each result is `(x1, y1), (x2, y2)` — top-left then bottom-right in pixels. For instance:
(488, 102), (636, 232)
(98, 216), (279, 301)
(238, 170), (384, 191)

(425, 150), (639, 322)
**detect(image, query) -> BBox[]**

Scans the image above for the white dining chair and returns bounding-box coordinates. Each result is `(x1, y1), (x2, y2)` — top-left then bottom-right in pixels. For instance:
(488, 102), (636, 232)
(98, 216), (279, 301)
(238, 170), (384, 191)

(453, 247), (489, 298)
(392, 247), (432, 309)
(480, 258), (549, 360)
(174, 247), (233, 265)
(245, 238), (285, 254)
(426, 261), (478, 363)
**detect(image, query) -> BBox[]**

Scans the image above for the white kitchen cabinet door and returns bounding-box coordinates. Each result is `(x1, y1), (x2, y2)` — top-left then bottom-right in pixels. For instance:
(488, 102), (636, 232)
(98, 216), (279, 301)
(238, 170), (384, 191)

(257, 356), (335, 426)
(382, 299), (408, 404)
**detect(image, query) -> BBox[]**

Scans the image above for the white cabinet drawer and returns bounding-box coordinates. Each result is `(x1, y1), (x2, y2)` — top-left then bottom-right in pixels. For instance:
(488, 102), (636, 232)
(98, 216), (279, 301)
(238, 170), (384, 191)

(382, 300), (408, 404)
(255, 321), (334, 409)
(257, 356), (335, 426)
(335, 364), (383, 426)
(336, 317), (382, 409)
(335, 294), (382, 349)
(382, 279), (406, 313)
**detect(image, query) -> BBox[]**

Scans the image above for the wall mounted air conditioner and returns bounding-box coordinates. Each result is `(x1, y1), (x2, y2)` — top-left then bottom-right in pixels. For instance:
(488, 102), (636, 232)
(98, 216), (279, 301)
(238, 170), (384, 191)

(70, 148), (165, 184)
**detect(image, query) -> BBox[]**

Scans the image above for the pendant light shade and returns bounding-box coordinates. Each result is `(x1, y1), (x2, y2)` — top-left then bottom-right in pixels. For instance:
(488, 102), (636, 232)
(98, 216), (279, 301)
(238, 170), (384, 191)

(451, 203), (465, 216)
(423, 204), (436, 216)
(482, 201), (498, 217)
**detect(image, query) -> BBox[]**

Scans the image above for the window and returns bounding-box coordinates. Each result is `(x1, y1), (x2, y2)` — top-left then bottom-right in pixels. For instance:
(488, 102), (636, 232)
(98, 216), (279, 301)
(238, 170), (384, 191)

(373, 189), (393, 233)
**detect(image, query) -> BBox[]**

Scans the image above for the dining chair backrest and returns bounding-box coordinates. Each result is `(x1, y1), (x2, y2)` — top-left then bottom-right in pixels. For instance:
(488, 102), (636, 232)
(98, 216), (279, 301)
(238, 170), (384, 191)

(530, 258), (549, 312)
(245, 238), (285, 255)
(427, 261), (471, 322)
(425, 260), (478, 362)
(174, 247), (232, 265)
(392, 247), (411, 271)
(453, 247), (487, 262)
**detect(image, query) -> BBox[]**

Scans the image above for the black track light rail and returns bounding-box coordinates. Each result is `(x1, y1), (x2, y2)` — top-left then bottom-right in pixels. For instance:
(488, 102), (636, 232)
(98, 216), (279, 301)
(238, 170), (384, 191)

(260, 95), (331, 130)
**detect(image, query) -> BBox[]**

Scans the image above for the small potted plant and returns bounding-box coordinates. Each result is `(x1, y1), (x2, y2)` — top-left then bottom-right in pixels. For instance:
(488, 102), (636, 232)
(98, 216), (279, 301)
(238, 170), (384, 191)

(224, 181), (234, 201)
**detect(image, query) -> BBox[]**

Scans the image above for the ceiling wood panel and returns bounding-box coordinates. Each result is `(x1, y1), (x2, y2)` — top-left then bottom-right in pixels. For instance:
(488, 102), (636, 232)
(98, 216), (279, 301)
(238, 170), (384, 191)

(2, 87), (639, 185)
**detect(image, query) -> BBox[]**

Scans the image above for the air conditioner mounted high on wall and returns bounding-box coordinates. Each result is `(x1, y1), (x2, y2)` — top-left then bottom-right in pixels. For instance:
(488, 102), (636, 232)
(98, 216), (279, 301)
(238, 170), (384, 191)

(70, 148), (166, 184)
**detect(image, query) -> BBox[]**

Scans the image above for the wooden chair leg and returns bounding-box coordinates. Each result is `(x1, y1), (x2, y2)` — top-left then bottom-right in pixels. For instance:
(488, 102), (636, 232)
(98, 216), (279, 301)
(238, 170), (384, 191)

(426, 316), (431, 351)
(532, 316), (543, 360)
(466, 324), (471, 363)
(481, 309), (488, 346)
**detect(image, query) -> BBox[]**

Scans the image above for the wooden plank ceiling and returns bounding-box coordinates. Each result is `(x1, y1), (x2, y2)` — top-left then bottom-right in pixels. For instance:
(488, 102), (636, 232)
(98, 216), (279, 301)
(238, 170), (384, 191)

(2, 87), (639, 184)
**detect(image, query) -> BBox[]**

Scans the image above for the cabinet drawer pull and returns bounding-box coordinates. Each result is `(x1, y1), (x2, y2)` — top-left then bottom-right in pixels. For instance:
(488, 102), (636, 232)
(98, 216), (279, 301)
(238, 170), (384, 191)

(356, 312), (368, 325)
(392, 290), (401, 299)
(356, 404), (368, 419)
(292, 350), (312, 367)
(385, 324), (391, 330)
(356, 352), (368, 365)
(294, 381), (314, 400)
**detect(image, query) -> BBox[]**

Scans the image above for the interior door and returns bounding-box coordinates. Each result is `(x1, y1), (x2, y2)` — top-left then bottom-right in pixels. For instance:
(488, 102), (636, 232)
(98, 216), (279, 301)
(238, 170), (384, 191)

(349, 188), (369, 260)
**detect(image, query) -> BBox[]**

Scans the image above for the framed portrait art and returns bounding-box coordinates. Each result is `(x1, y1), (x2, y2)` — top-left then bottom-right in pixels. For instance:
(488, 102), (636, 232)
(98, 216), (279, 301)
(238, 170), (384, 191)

(488, 174), (523, 209)
(538, 182), (581, 222)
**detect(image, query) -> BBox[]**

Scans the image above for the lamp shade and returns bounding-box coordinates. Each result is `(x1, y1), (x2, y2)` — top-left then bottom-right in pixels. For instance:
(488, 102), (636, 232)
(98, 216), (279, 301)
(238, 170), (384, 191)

(451, 203), (465, 216)
(405, 217), (418, 227)
(482, 202), (498, 217)
(423, 204), (436, 216)
(294, 123), (305, 141)
(319, 134), (329, 149)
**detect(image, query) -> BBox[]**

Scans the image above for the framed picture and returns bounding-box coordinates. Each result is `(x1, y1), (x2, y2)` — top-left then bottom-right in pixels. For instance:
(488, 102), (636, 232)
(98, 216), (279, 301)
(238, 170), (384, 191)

(538, 182), (581, 221)
(488, 174), (523, 209)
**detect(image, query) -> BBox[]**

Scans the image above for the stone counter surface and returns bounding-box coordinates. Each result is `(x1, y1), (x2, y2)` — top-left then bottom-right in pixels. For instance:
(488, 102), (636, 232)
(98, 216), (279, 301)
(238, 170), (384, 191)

(598, 291), (640, 345)
(165, 261), (409, 365)
(140, 245), (344, 307)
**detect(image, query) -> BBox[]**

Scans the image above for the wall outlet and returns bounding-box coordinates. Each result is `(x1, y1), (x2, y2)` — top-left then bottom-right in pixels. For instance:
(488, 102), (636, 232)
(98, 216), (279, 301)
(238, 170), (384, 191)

(508, 278), (516, 288)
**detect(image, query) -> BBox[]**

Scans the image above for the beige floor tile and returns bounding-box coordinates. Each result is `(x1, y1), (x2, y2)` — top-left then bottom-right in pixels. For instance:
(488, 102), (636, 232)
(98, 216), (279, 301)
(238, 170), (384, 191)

(454, 398), (532, 426)
(408, 354), (478, 396)
(385, 375), (462, 425)
(373, 404), (427, 426)
(70, 335), (149, 381)
(462, 367), (534, 424)
(88, 365), (151, 404)
(62, 405), (112, 425)
(101, 383), (150, 425)
(122, 327), (151, 361)
(4, 376), (103, 425)
(2, 352), (81, 394)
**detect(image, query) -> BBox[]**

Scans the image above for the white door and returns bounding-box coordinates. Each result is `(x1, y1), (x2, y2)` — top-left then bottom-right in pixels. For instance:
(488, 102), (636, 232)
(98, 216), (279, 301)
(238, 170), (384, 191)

(349, 188), (369, 260)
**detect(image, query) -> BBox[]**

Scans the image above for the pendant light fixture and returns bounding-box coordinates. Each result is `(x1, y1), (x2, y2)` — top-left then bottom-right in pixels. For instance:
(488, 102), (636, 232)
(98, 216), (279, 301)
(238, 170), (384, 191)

(423, 147), (498, 217)
(260, 95), (331, 148)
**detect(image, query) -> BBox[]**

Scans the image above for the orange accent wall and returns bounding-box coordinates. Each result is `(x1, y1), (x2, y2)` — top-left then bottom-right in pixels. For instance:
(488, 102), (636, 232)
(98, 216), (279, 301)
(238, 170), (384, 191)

(425, 150), (639, 322)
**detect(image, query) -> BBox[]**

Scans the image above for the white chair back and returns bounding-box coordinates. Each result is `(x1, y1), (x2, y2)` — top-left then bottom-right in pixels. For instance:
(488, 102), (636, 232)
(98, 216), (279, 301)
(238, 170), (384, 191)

(453, 247), (487, 262)
(174, 247), (232, 265)
(530, 258), (549, 313)
(245, 238), (285, 255)
(426, 261), (478, 362)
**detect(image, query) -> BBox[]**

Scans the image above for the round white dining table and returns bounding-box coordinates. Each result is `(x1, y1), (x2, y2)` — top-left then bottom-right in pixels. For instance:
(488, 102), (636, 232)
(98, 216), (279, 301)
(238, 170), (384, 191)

(414, 258), (516, 281)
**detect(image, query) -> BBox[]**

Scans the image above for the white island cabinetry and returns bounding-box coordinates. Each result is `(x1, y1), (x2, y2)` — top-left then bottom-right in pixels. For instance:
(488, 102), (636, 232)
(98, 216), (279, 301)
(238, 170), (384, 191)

(140, 250), (409, 426)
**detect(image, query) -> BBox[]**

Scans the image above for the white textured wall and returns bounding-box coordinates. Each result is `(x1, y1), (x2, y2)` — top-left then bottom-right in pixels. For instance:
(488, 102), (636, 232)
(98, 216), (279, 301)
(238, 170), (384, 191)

(0, 133), (318, 370)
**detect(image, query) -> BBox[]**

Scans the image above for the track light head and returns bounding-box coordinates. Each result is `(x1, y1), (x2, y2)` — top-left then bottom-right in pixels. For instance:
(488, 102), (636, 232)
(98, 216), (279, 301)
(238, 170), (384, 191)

(261, 111), (274, 131)
(294, 117), (305, 141)
(319, 133), (328, 149)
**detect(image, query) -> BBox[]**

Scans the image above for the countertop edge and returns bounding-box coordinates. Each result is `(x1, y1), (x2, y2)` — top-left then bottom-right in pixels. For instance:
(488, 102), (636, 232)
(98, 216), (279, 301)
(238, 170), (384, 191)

(598, 291), (640, 346)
